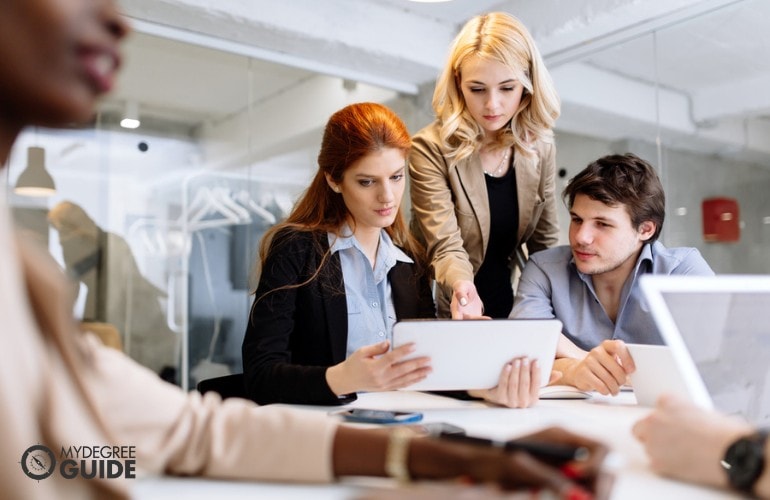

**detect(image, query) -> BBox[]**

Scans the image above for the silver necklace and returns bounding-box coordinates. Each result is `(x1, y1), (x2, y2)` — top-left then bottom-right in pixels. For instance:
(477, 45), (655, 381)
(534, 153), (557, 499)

(483, 147), (510, 177)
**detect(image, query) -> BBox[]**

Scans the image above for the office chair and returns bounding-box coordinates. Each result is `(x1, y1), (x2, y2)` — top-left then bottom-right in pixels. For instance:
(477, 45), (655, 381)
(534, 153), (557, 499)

(196, 373), (246, 400)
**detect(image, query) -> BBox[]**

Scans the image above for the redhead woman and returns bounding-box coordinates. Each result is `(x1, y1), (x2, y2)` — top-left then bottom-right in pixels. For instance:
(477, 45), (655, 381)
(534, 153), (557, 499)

(242, 102), (436, 405)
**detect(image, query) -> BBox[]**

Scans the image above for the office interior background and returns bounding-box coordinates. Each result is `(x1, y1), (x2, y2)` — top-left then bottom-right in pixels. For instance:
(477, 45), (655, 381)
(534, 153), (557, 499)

(5, 0), (768, 389)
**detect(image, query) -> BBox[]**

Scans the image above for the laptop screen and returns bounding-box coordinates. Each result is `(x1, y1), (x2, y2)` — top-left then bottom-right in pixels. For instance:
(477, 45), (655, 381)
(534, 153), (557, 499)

(642, 275), (770, 426)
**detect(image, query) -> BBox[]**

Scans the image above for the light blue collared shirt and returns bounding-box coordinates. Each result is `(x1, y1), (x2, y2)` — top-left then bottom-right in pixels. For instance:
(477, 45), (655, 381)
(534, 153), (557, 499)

(328, 228), (413, 358)
(509, 241), (714, 349)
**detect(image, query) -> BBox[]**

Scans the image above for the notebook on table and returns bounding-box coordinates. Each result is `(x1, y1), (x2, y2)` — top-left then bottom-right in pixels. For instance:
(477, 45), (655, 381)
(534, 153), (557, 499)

(634, 274), (770, 425)
(392, 319), (561, 391)
(538, 384), (592, 400)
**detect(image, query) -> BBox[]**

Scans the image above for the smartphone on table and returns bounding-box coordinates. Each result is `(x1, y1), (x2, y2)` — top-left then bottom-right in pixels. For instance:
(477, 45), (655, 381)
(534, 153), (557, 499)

(332, 408), (423, 424)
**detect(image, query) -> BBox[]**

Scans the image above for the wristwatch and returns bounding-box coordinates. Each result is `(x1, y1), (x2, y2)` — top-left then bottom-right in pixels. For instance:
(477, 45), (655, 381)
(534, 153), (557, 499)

(721, 429), (769, 494)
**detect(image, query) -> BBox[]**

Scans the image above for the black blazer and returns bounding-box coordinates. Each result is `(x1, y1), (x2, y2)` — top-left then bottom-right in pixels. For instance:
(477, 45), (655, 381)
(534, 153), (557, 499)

(242, 229), (435, 405)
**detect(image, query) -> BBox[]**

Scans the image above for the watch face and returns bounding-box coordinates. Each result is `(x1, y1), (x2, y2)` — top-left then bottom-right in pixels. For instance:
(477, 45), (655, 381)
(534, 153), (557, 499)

(725, 435), (766, 491)
(21, 445), (57, 481)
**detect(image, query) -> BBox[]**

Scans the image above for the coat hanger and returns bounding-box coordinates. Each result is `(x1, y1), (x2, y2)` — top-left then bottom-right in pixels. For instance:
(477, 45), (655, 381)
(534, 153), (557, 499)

(185, 187), (250, 231)
(235, 190), (277, 225)
(212, 187), (251, 221)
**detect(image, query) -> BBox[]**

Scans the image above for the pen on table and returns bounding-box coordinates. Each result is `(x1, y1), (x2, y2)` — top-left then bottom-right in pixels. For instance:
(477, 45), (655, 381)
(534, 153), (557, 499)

(439, 432), (589, 462)
(504, 440), (590, 462)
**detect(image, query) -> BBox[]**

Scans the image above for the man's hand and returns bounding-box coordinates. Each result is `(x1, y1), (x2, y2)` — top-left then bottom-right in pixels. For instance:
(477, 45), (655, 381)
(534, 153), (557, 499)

(554, 339), (635, 395)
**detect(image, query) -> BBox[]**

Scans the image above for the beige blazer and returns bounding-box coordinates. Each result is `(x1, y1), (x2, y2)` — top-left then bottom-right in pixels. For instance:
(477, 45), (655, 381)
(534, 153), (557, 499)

(0, 204), (337, 500)
(409, 121), (560, 316)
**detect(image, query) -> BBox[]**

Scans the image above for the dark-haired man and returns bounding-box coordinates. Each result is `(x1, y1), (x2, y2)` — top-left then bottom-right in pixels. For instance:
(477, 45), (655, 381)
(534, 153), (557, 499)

(510, 153), (713, 395)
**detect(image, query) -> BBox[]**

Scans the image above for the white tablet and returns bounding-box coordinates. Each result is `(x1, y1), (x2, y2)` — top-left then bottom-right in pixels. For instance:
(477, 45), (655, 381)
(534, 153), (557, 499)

(391, 319), (561, 391)
(626, 343), (697, 407)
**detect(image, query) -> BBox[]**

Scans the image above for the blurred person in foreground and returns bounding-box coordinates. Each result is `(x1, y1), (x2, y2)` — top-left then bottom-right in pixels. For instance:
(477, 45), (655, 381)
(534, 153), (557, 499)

(634, 395), (770, 498)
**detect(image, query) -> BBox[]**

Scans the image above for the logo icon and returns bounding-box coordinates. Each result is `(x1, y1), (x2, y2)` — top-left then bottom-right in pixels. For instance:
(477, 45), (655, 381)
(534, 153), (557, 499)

(21, 445), (56, 481)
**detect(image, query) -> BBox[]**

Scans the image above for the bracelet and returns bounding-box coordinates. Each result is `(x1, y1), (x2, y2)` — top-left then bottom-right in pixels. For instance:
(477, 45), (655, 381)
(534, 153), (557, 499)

(385, 427), (413, 482)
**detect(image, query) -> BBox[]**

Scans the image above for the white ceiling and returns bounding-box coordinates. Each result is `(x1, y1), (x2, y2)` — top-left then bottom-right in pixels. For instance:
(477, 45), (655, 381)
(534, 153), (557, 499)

(95, 0), (770, 176)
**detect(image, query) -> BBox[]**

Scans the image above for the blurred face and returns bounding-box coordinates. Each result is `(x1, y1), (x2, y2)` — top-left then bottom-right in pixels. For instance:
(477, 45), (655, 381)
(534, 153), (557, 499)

(0, 0), (128, 133)
(459, 55), (525, 138)
(326, 148), (406, 238)
(569, 194), (655, 279)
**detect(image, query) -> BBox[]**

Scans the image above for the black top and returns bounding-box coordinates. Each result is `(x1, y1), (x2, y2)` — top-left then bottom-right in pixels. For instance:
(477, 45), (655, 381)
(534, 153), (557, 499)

(475, 165), (519, 318)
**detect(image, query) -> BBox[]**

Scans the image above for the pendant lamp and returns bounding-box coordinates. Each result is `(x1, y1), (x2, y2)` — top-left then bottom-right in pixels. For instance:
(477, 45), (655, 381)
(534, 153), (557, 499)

(120, 100), (140, 129)
(14, 146), (56, 197)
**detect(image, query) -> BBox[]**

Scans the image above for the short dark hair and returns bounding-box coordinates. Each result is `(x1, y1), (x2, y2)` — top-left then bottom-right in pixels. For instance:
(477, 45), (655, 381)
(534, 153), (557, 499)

(562, 153), (665, 241)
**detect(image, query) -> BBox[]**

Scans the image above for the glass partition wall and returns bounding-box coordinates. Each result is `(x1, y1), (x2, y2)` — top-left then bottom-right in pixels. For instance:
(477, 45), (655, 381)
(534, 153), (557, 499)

(551, 0), (770, 273)
(4, 30), (406, 390)
(6, 0), (768, 390)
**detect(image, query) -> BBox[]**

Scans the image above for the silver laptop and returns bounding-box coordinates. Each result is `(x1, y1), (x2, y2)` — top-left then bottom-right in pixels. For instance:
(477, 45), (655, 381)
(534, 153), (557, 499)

(392, 319), (561, 391)
(638, 274), (770, 425)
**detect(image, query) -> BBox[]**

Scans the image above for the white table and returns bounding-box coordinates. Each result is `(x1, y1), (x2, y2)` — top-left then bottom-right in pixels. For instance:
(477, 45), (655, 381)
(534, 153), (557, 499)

(132, 390), (740, 499)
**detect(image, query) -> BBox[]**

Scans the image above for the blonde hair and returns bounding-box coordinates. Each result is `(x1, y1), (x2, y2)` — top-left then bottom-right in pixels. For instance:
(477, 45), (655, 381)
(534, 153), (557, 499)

(432, 12), (560, 166)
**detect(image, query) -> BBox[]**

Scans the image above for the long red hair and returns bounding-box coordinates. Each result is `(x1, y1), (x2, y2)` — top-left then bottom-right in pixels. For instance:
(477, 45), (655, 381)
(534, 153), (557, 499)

(255, 102), (425, 287)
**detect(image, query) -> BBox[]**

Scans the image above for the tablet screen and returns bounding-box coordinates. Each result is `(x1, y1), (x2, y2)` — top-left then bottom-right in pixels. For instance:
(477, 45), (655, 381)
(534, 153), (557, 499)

(392, 319), (561, 391)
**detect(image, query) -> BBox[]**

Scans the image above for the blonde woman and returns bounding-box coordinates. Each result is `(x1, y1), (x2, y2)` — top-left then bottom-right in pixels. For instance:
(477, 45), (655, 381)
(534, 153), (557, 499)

(410, 12), (561, 319)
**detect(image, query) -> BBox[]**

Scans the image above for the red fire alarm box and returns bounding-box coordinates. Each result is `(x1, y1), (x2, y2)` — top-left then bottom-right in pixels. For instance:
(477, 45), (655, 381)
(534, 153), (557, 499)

(702, 197), (740, 242)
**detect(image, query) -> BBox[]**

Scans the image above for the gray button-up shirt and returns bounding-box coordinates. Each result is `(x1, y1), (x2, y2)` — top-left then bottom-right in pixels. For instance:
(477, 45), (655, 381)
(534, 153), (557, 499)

(329, 228), (412, 358)
(509, 241), (714, 350)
